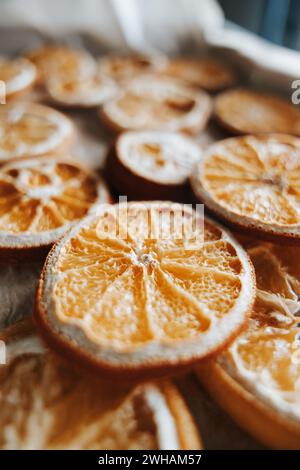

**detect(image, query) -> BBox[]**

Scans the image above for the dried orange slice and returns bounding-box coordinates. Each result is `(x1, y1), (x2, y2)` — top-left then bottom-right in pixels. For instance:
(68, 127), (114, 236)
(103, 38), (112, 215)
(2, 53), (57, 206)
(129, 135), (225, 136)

(35, 201), (255, 378)
(26, 45), (96, 84)
(164, 57), (237, 92)
(107, 130), (202, 200)
(215, 88), (300, 135)
(0, 319), (201, 450)
(197, 241), (300, 449)
(0, 157), (110, 255)
(0, 102), (75, 162)
(0, 57), (37, 99)
(46, 73), (117, 108)
(98, 53), (167, 84)
(191, 134), (300, 242)
(101, 76), (212, 134)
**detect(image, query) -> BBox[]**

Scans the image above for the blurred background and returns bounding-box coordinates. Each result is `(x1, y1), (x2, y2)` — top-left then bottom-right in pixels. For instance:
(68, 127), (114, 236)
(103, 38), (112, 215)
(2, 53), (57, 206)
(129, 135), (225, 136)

(220, 0), (300, 50)
(0, 0), (299, 89)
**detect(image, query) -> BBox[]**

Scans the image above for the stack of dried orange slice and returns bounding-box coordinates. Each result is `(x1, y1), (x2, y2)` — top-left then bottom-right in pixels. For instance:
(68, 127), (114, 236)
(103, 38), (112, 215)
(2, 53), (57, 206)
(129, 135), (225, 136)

(26, 45), (96, 85)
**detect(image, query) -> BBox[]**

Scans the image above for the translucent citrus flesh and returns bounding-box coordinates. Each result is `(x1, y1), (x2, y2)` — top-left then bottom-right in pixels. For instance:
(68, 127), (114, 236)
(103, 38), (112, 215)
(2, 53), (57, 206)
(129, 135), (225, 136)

(220, 242), (300, 407)
(0, 109), (61, 156)
(201, 136), (300, 226)
(216, 90), (300, 134)
(0, 350), (165, 449)
(52, 204), (244, 351)
(0, 161), (98, 234)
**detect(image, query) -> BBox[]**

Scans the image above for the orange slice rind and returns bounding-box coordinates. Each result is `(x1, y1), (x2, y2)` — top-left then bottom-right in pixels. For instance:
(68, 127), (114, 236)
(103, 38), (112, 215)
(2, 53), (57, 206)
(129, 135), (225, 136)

(197, 241), (300, 449)
(0, 157), (110, 252)
(35, 201), (255, 378)
(101, 76), (212, 134)
(0, 319), (201, 450)
(191, 134), (300, 242)
(0, 102), (75, 162)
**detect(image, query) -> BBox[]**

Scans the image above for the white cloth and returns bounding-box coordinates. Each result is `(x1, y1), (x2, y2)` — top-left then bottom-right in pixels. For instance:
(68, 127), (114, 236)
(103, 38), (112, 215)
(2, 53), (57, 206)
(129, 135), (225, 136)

(0, 0), (298, 88)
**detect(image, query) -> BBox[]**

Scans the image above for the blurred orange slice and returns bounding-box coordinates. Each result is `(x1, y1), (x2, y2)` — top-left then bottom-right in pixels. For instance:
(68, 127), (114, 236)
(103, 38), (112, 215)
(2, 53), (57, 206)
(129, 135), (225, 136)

(101, 76), (212, 134)
(26, 45), (96, 84)
(35, 201), (255, 378)
(107, 130), (202, 201)
(0, 319), (201, 450)
(98, 53), (167, 84)
(191, 134), (300, 242)
(0, 157), (110, 255)
(215, 88), (300, 136)
(0, 57), (36, 99)
(46, 74), (117, 108)
(0, 102), (74, 162)
(198, 241), (300, 449)
(164, 58), (237, 92)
